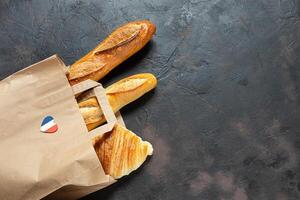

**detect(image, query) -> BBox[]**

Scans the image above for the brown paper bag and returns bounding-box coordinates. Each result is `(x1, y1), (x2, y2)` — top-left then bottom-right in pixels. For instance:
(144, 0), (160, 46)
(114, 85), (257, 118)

(0, 55), (121, 199)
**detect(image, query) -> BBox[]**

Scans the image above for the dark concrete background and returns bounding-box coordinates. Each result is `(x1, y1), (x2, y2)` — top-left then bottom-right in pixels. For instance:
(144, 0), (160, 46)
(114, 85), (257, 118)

(1, 0), (300, 199)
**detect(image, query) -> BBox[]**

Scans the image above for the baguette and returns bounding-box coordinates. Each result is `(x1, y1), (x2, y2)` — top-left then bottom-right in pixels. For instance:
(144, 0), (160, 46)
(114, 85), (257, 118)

(67, 20), (156, 85)
(93, 123), (153, 179)
(79, 73), (157, 130)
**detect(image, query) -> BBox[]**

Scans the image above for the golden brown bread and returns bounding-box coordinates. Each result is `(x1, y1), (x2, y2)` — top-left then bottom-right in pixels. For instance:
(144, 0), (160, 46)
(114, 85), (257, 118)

(93, 123), (153, 179)
(67, 20), (156, 85)
(79, 73), (157, 130)
(65, 20), (156, 180)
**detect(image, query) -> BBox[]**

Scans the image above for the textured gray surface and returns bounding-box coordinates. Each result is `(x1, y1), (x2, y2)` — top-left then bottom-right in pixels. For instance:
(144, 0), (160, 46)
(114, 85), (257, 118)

(1, 0), (300, 199)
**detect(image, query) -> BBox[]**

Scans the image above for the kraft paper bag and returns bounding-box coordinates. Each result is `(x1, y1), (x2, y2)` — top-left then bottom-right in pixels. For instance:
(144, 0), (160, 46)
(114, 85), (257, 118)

(0, 55), (120, 200)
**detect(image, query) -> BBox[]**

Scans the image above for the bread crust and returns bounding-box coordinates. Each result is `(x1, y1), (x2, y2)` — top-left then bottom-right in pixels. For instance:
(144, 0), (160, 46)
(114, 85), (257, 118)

(93, 123), (153, 179)
(78, 73), (157, 130)
(67, 20), (156, 85)
(67, 21), (156, 180)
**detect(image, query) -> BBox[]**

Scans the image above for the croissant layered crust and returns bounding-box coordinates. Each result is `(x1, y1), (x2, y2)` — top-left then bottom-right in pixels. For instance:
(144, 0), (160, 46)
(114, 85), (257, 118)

(93, 124), (153, 179)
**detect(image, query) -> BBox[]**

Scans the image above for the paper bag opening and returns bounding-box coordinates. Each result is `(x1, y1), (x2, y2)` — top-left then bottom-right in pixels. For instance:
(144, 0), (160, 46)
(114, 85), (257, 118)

(0, 55), (123, 200)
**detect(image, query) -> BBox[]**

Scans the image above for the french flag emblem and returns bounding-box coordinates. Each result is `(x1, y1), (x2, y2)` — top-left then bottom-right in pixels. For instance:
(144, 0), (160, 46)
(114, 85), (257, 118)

(40, 116), (58, 133)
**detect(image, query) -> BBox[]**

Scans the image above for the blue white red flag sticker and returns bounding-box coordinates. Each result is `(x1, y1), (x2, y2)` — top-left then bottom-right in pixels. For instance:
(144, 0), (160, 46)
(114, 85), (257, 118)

(40, 116), (58, 134)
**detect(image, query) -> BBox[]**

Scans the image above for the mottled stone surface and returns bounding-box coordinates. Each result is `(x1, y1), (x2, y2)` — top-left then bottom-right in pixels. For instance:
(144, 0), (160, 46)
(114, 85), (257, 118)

(1, 0), (300, 199)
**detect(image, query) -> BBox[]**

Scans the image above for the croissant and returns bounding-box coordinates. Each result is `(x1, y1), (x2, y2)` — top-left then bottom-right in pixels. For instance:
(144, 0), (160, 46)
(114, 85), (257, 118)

(93, 123), (153, 179)
(67, 20), (156, 85)
(78, 73), (157, 130)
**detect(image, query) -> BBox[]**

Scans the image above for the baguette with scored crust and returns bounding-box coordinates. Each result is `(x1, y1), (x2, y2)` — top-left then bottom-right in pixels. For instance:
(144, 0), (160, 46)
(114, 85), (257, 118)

(67, 20), (156, 85)
(93, 123), (153, 179)
(79, 73), (157, 130)
(68, 20), (157, 180)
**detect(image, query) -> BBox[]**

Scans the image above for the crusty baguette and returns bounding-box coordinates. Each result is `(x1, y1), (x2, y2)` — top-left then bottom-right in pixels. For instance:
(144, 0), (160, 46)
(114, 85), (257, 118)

(67, 20), (156, 85)
(79, 73), (157, 130)
(93, 123), (153, 179)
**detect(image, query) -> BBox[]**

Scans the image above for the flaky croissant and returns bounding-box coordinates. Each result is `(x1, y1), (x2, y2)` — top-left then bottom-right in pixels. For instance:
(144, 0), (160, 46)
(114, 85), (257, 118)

(93, 123), (153, 179)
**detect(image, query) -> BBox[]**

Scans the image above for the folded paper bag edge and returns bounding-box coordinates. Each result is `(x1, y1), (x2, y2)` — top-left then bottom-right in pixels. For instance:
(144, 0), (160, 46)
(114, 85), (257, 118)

(40, 56), (119, 199)
(44, 78), (125, 199)
(0, 55), (118, 200)
(1, 55), (61, 82)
